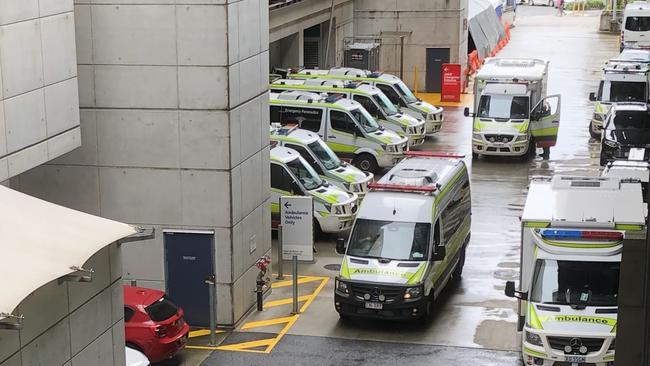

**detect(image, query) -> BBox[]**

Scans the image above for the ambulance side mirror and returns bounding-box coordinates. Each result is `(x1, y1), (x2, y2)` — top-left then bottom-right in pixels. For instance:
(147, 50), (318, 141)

(335, 238), (347, 255)
(431, 245), (446, 261)
(505, 281), (528, 300)
(589, 92), (597, 102)
(463, 107), (473, 117)
(291, 182), (302, 195)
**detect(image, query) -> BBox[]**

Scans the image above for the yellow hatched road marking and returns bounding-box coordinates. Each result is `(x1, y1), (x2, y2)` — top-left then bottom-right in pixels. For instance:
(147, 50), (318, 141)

(264, 295), (311, 308)
(241, 315), (297, 330)
(272, 276), (324, 288)
(187, 276), (330, 354)
(188, 329), (225, 338)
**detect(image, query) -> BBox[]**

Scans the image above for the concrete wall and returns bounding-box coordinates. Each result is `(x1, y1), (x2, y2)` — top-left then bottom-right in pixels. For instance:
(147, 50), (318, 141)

(354, 0), (469, 90)
(270, 0), (353, 68)
(0, 0), (81, 182)
(12, 0), (271, 326)
(0, 244), (126, 366)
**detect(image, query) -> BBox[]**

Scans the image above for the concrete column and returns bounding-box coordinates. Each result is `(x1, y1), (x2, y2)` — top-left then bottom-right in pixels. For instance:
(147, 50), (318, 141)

(298, 29), (305, 66)
(12, 0), (271, 326)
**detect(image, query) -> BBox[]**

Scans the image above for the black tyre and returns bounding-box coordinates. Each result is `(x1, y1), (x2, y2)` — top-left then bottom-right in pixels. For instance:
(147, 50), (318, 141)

(354, 153), (379, 173)
(472, 152), (480, 160)
(422, 293), (435, 321)
(313, 219), (323, 238)
(589, 121), (601, 139)
(453, 246), (467, 280)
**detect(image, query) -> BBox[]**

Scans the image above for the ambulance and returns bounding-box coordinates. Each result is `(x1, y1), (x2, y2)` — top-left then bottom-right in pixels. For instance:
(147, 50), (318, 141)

(287, 67), (444, 135)
(270, 146), (359, 234)
(334, 151), (471, 319)
(270, 124), (374, 200)
(588, 61), (649, 138)
(505, 175), (646, 366)
(270, 91), (408, 173)
(269, 78), (427, 147)
(465, 58), (561, 159)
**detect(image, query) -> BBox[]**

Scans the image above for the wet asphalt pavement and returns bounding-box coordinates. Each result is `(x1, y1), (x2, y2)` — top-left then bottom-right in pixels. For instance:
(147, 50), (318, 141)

(200, 6), (619, 366)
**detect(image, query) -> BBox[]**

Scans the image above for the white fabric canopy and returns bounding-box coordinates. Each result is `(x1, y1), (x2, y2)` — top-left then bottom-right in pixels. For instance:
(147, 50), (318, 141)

(0, 185), (137, 320)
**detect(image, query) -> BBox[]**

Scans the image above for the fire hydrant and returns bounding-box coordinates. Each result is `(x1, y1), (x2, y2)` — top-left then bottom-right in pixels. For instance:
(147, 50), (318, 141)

(255, 255), (271, 311)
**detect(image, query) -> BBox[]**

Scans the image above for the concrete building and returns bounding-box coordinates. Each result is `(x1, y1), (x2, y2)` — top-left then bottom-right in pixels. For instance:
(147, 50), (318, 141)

(0, 0), (81, 183)
(11, 0), (272, 328)
(354, 0), (469, 93)
(270, 0), (354, 69)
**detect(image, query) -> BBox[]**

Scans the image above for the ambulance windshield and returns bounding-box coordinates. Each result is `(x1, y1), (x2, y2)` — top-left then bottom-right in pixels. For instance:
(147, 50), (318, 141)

(477, 95), (530, 120)
(347, 219), (431, 261)
(373, 93), (400, 116)
(395, 81), (418, 104)
(530, 259), (619, 307)
(308, 140), (341, 170)
(286, 157), (323, 191)
(350, 108), (380, 133)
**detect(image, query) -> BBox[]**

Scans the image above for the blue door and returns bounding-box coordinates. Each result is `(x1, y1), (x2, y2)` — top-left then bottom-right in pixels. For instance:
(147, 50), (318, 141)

(164, 232), (214, 327)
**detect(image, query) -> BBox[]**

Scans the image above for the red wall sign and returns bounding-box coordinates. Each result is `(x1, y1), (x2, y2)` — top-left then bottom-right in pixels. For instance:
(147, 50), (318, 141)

(441, 63), (462, 102)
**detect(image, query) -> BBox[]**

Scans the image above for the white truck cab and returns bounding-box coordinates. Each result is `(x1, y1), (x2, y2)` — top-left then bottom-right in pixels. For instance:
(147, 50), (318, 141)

(269, 91), (408, 173)
(287, 67), (444, 136)
(505, 175), (646, 366)
(588, 61), (649, 138)
(334, 151), (471, 320)
(465, 58), (561, 159)
(270, 78), (427, 147)
(270, 146), (359, 234)
(270, 124), (374, 199)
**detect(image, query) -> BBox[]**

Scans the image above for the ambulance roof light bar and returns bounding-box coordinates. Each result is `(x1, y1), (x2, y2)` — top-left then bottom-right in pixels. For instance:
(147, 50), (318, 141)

(540, 229), (624, 240)
(404, 151), (466, 159)
(368, 182), (437, 193)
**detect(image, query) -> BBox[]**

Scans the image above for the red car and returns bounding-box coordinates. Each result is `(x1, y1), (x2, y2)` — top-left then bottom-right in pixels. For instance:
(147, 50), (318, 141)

(124, 286), (190, 363)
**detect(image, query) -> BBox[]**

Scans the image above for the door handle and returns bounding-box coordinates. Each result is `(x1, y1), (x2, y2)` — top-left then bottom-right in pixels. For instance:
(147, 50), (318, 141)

(328, 135), (336, 139)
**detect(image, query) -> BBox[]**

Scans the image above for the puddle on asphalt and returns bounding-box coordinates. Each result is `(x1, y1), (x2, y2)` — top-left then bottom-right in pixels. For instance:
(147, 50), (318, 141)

(473, 319), (519, 351)
(493, 269), (519, 280)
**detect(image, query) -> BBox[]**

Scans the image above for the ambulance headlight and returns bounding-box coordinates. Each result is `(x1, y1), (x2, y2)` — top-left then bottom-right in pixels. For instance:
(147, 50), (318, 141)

(603, 139), (619, 148)
(323, 203), (332, 212)
(472, 133), (483, 140)
(515, 135), (528, 142)
(336, 279), (349, 295)
(525, 330), (543, 347)
(386, 144), (398, 153)
(403, 286), (422, 299)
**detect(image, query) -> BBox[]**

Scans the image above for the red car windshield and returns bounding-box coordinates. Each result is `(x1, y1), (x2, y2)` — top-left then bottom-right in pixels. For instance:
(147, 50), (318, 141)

(145, 296), (179, 322)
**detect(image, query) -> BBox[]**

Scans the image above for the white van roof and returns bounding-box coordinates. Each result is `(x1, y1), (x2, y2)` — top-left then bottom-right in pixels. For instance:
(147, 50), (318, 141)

(269, 91), (361, 110)
(476, 58), (548, 81)
(522, 176), (645, 227)
(625, 0), (650, 12)
(357, 156), (465, 222)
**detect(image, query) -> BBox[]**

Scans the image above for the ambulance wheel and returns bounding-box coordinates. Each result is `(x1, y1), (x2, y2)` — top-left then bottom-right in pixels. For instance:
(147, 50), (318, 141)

(313, 219), (323, 239)
(423, 293), (435, 321)
(353, 153), (379, 173)
(472, 152), (479, 160)
(453, 246), (467, 280)
(589, 121), (600, 139)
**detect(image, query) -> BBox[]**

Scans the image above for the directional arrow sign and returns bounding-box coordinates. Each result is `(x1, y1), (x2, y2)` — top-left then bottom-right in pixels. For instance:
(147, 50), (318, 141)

(280, 196), (314, 261)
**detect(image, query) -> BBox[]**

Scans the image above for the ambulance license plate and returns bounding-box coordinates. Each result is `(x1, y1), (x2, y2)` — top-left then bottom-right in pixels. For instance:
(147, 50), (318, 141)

(565, 356), (585, 363)
(365, 302), (383, 310)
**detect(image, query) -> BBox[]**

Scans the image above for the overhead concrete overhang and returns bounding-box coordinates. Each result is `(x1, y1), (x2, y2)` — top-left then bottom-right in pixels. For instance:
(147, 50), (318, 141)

(269, 0), (352, 42)
(0, 185), (138, 324)
(469, 0), (505, 58)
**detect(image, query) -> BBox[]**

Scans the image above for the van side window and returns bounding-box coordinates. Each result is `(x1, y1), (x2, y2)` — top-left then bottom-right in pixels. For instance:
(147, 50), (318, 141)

(353, 95), (383, 119)
(330, 110), (359, 135)
(433, 220), (441, 250)
(441, 179), (471, 242)
(376, 84), (405, 107)
(285, 143), (324, 175)
(279, 107), (323, 133)
(271, 163), (294, 193)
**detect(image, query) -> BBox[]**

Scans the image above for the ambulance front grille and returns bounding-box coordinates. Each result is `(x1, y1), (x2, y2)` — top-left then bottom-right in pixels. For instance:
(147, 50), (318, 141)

(350, 284), (403, 304)
(547, 336), (604, 354)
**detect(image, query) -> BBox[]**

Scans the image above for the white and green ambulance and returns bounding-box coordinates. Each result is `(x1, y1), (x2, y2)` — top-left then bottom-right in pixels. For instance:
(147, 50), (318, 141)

(270, 91), (408, 173)
(270, 78), (426, 147)
(334, 151), (471, 319)
(270, 124), (374, 200)
(505, 175), (646, 366)
(465, 58), (561, 159)
(287, 67), (444, 136)
(588, 60), (649, 138)
(270, 146), (359, 234)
